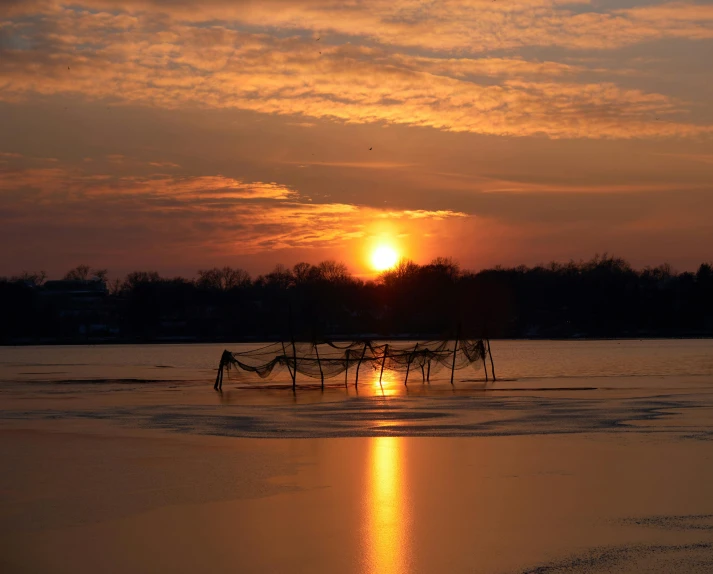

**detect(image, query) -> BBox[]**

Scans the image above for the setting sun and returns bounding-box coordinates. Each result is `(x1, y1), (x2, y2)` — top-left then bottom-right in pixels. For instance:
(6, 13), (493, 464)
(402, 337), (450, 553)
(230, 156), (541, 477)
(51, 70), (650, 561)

(371, 246), (399, 272)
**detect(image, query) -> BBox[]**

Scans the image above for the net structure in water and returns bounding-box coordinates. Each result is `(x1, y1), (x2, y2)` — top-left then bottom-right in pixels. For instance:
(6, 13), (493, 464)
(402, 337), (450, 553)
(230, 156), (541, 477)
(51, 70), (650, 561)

(214, 339), (496, 390)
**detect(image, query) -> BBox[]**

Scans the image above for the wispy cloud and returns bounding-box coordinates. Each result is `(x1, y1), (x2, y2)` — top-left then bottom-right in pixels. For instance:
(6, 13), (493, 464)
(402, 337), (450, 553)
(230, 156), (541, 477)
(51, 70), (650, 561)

(0, 163), (471, 254)
(6, 0), (711, 51)
(0, 3), (710, 138)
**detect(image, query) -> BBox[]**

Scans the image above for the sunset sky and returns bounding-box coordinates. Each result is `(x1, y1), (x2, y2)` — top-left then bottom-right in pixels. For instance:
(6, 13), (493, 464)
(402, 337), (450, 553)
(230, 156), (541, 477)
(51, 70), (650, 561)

(1, 0), (712, 278)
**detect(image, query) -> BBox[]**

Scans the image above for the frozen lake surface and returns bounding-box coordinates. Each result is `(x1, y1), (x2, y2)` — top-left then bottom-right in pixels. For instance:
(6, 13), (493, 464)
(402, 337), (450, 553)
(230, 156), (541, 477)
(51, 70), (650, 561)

(1, 339), (713, 573)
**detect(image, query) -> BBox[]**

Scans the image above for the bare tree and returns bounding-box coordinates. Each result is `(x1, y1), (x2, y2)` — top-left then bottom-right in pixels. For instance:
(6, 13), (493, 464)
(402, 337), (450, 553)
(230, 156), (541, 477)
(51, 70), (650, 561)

(108, 278), (123, 295)
(315, 260), (350, 283)
(380, 258), (419, 287)
(12, 270), (47, 286)
(122, 271), (161, 290)
(293, 262), (312, 284)
(92, 268), (109, 282)
(428, 257), (460, 280)
(263, 264), (294, 289)
(196, 267), (251, 290)
(64, 264), (91, 281)
(62, 265), (108, 282)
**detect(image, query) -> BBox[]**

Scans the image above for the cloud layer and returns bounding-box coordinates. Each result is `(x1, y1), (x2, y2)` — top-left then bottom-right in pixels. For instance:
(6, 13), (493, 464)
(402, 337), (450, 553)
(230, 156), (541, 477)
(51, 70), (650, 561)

(0, 159), (469, 260)
(1, 1), (711, 138)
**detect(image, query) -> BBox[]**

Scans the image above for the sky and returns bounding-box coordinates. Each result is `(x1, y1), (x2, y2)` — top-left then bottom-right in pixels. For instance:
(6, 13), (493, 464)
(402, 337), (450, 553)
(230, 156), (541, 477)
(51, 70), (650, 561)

(1, 0), (712, 279)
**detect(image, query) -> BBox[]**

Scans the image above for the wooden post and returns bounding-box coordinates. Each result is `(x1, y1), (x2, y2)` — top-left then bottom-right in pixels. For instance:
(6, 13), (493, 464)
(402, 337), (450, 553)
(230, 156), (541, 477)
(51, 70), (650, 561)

(345, 349), (349, 388)
(291, 341), (297, 390)
(355, 342), (367, 388)
(281, 341), (294, 387)
(421, 364), (425, 382)
(214, 356), (223, 390)
(487, 338), (496, 381)
(214, 351), (229, 390)
(450, 334), (459, 386)
(379, 344), (388, 389)
(404, 343), (417, 386)
(287, 302), (298, 391)
(315, 343), (324, 390)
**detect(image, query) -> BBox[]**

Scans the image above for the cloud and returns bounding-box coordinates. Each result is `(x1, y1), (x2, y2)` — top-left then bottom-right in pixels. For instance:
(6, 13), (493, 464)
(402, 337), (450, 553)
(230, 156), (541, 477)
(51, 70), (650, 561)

(239, 1), (713, 52)
(7, 0), (712, 52)
(0, 163), (471, 256)
(377, 209), (468, 219)
(653, 152), (713, 165)
(0, 10), (708, 139)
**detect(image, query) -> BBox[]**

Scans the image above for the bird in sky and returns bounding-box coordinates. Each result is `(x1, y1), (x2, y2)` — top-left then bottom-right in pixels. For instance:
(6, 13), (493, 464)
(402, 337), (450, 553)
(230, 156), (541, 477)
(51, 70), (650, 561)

(369, 147), (373, 151)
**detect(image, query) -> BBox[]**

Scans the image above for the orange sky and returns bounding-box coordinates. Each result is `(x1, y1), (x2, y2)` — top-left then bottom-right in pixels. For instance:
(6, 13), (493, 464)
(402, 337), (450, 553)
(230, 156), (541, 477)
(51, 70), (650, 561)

(1, 0), (712, 278)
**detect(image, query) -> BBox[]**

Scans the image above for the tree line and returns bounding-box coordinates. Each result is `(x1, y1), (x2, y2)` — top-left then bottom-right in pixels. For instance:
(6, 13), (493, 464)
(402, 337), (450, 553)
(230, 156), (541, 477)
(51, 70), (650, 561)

(2, 255), (713, 343)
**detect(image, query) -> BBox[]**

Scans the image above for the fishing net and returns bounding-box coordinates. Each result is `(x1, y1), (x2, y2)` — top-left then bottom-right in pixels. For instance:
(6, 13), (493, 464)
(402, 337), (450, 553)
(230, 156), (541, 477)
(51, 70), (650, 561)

(214, 339), (495, 389)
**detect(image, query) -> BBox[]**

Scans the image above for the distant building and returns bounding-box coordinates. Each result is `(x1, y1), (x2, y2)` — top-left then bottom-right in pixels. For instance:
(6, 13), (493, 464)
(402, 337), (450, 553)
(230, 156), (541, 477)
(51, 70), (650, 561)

(41, 279), (111, 337)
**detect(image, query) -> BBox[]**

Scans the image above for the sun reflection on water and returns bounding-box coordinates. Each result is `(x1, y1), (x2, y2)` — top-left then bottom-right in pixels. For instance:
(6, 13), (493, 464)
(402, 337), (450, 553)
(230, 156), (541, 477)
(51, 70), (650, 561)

(365, 436), (408, 574)
(369, 368), (403, 397)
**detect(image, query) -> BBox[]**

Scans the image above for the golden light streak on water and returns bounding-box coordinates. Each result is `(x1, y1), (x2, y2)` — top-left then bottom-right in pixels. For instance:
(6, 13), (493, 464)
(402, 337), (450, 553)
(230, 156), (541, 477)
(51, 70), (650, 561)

(364, 437), (408, 574)
(369, 368), (403, 397)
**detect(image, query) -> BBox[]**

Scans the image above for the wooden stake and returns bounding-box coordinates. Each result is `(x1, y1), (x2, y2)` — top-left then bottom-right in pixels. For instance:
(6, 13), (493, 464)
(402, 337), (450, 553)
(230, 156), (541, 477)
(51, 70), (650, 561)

(450, 333), (459, 386)
(405, 343), (417, 386)
(281, 341), (294, 387)
(379, 344), (388, 389)
(315, 343), (324, 390)
(487, 338), (496, 381)
(345, 350), (349, 388)
(355, 342), (367, 387)
(288, 304), (297, 391)
(214, 357), (223, 390)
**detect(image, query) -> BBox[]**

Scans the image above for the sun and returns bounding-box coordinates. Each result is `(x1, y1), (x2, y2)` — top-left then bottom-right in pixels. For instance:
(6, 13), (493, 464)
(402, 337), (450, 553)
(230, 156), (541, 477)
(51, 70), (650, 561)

(371, 245), (399, 272)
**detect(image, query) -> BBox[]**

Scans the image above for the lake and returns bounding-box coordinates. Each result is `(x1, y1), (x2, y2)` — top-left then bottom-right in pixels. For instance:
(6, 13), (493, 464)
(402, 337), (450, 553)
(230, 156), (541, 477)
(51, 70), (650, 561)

(1, 339), (713, 573)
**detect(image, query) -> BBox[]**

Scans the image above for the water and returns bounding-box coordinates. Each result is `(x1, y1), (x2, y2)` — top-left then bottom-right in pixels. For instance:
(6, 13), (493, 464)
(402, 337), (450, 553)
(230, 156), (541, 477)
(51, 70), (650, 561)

(3, 340), (713, 573)
(1, 339), (712, 386)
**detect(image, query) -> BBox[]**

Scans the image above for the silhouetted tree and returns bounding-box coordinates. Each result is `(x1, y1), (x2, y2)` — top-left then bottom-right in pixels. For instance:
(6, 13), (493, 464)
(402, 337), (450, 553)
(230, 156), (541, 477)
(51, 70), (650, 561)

(196, 267), (251, 291)
(3, 255), (713, 343)
(64, 265), (91, 281)
(63, 265), (107, 282)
